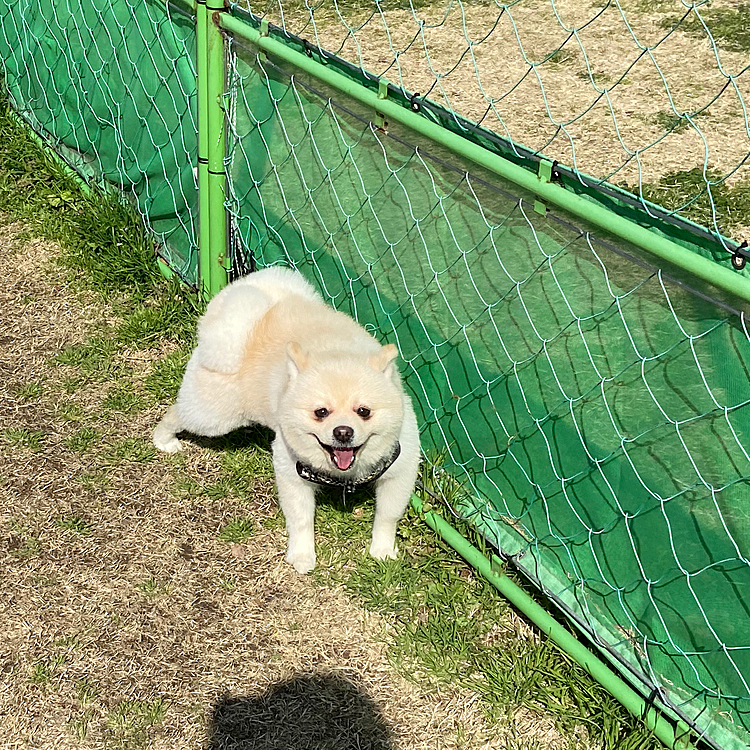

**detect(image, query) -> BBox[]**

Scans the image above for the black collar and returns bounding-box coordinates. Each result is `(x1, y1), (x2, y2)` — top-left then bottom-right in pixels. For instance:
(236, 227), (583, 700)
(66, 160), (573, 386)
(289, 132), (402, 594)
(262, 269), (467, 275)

(296, 442), (401, 493)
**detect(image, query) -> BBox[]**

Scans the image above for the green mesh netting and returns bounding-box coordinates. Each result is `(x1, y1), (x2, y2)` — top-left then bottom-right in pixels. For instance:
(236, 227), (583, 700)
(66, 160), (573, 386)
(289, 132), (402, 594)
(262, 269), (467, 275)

(224, 17), (750, 750)
(0, 0), (199, 284)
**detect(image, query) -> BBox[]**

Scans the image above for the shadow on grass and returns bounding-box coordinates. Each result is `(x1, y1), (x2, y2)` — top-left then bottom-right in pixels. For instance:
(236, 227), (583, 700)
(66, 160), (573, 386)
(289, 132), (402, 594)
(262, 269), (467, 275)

(185, 425), (276, 454)
(208, 673), (394, 749)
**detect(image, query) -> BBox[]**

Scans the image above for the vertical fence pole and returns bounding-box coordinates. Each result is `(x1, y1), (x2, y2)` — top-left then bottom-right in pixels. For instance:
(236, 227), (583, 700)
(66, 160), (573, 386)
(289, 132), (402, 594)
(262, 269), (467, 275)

(195, 0), (211, 296)
(197, 0), (228, 299)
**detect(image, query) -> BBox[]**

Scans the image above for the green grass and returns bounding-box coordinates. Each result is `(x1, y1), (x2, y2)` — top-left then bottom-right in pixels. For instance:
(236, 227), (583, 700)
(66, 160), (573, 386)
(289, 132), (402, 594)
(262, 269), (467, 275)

(649, 108), (709, 135)
(217, 516), (255, 543)
(546, 47), (578, 66)
(53, 338), (121, 381)
(54, 634), (83, 649)
(55, 401), (86, 422)
(75, 470), (111, 492)
(170, 437), (275, 502)
(115, 294), (196, 349)
(143, 346), (192, 400)
(68, 710), (95, 741)
(220, 442), (274, 478)
(15, 380), (44, 402)
(56, 516), (93, 535)
(9, 533), (42, 559)
(65, 426), (100, 453)
(136, 576), (169, 598)
(632, 167), (750, 238)
(29, 655), (65, 686)
(215, 440), (275, 497)
(218, 576), (236, 591)
(77, 679), (99, 705)
(577, 70), (615, 86)
(662, 4), (750, 54)
(105, 698), (168, 747)
(102, 385), (148, 415)
(1, 427), (44, 452)
(101, 438), (157, 465)
(68, 680), (99, 739)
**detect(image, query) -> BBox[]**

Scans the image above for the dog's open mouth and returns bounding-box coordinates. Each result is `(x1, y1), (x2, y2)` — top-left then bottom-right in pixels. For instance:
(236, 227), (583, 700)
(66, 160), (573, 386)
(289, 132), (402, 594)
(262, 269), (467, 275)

(314, 437), (361, 471)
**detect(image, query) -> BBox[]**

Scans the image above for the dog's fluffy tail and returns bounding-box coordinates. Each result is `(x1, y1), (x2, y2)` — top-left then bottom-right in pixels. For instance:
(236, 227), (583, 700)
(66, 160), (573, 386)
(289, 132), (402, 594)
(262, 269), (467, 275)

(196, 267), (319, 373)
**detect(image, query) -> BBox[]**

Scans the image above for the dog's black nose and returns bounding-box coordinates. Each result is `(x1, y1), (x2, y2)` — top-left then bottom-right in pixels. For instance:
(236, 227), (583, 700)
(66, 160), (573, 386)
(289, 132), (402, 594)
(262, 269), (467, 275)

(333, 425), (354, 443)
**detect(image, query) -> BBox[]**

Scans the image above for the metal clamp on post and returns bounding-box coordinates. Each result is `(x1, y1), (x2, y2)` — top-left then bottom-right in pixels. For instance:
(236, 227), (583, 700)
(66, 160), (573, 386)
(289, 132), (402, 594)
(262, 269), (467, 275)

(534, 158), (559, 216)
(258, 18), (269, 63)
(730, 240), (749, 271)
(375, 78), (389, 132)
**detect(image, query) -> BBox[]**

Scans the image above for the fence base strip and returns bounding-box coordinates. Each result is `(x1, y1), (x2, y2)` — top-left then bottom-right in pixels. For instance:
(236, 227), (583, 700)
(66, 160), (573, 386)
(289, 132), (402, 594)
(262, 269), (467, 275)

(5, 108), (92, 196)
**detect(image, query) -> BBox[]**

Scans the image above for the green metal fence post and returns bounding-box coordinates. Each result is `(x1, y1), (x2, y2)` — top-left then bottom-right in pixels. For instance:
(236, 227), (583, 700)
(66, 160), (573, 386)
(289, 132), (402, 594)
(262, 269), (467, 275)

(195, 0), (211, 294)
(198, 0), (229, 300)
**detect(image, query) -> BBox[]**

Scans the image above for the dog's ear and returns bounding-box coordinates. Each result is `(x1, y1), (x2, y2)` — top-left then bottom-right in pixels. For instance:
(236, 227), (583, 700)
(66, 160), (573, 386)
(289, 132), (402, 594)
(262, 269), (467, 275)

(369, 343), (399, 377)
(287, 342), (309, 378)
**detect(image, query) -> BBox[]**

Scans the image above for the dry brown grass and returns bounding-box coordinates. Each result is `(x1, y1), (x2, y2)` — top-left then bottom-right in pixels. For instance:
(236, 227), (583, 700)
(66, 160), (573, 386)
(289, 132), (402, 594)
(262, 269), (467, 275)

(0, 219), (586, 749)
(261, 0), (749, 228)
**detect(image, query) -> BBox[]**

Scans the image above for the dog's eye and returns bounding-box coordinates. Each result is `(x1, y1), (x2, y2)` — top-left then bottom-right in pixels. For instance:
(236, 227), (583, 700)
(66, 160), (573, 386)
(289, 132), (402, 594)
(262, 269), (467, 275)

(356, 406), (371, 420)
(314, 408), (329, 420)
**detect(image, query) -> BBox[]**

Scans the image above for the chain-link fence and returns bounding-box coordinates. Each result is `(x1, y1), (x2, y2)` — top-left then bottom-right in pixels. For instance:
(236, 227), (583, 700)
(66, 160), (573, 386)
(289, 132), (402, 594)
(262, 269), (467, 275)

(2, 1), (749, 748)
(0, 0), (199, 283)
(248, 0), (749, 246)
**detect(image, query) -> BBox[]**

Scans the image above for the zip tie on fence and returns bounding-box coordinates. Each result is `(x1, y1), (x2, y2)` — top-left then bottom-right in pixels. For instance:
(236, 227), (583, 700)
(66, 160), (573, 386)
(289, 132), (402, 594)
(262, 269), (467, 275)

(376, 78), (389, 132)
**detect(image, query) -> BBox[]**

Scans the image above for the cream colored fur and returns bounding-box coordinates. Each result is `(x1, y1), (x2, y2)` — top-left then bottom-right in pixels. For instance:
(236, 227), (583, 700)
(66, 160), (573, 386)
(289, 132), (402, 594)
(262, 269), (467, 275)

(153, 267), (420, 573)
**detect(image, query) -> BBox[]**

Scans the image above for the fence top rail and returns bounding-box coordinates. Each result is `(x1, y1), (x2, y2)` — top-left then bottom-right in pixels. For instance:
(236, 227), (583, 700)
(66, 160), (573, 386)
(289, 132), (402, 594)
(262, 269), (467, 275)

(219, 9), (750, 309)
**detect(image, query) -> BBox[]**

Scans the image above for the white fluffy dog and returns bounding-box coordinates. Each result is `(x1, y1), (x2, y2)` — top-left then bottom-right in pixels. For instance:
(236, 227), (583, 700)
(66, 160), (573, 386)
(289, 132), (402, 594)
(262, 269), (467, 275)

(153, 267), (420, 573)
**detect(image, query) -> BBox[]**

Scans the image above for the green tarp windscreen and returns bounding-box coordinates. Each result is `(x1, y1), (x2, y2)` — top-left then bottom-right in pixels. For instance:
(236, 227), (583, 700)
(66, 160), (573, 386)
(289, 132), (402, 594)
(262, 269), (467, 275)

(225, 33), (750, 750)
(0, 0), (199, 284)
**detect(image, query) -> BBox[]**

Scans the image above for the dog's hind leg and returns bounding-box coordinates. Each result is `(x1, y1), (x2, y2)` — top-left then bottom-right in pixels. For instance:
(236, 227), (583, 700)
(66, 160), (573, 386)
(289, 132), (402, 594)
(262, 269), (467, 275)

(153, 357), (247, 452)
(153, 404), (183, 453)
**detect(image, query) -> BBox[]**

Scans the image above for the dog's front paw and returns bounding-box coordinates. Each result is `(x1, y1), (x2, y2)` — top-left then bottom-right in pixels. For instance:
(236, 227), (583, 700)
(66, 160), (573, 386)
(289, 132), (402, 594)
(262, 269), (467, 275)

(369, 540), (398, 560)
(286, 550), (316, 574)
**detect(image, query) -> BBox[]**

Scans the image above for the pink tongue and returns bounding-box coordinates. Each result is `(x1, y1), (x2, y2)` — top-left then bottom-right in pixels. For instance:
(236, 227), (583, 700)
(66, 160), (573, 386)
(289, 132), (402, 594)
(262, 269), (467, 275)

(333, 448), (354, 470)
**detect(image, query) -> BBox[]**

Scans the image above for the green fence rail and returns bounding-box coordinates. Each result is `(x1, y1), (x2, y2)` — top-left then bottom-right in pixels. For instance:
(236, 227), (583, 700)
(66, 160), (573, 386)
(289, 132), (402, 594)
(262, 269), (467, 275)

(1, 1), (749, 748)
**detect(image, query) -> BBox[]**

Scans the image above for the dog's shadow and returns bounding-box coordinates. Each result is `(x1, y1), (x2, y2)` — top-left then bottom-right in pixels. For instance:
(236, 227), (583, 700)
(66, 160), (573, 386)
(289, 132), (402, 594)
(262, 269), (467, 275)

(207, 673), (394, 749)
(185, 427), (375, 513)
(186, 425), (275, 455)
